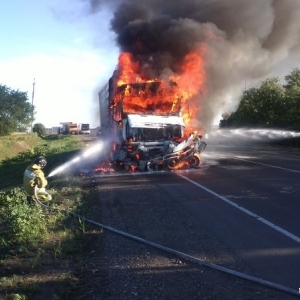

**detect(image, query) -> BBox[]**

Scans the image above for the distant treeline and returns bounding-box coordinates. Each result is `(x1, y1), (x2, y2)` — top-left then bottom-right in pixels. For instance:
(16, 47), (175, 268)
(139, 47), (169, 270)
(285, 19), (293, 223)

(220, 68), (300, 131)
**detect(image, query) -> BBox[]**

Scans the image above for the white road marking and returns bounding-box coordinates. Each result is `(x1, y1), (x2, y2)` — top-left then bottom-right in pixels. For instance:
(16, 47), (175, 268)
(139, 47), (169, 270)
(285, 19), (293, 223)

(233, 157), (300, 173)
(176, 172), (300, 244)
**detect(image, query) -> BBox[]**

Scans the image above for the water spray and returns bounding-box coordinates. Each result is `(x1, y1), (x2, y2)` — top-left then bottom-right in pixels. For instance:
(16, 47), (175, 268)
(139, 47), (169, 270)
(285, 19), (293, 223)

(208, 128), (300, 141)
(47, 142), (103, 178)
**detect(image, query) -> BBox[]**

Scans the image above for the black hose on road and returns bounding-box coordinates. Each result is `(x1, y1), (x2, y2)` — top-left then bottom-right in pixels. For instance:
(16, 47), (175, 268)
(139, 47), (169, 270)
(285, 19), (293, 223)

(34, 186), (300, 298)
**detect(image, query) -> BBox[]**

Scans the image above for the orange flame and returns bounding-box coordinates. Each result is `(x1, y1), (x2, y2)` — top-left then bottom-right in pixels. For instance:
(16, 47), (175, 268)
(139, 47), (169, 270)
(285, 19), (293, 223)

(117, 53), (144, 86)
(115, 49), (206, 132)
(94, 161), (115, 173)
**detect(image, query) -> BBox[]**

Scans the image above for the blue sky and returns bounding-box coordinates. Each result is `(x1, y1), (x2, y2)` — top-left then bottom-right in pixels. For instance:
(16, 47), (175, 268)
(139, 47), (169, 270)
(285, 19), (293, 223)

(0, 0), (119, 128)
(1, 1), (300, 130)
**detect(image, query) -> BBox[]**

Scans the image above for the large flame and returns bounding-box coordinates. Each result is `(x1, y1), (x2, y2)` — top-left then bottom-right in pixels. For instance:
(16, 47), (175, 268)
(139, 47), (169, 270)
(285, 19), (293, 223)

(115, 50), (206, 132)
(94, 161), (115, 173)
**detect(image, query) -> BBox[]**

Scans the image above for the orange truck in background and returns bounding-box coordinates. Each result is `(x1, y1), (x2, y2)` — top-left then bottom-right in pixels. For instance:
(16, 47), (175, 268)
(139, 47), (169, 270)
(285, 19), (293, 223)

(60, 122), (78, 134)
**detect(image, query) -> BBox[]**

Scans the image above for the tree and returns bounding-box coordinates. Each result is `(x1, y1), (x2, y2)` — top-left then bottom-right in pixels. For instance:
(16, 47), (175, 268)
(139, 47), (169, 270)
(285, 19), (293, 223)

(221, 77), (286, 128)
(284, 68), (300, 91)
(255, 77), (286, 127)
(283, 68), (300, 130)
(33, 123), (46, 136)
(0, 84), (35, 136)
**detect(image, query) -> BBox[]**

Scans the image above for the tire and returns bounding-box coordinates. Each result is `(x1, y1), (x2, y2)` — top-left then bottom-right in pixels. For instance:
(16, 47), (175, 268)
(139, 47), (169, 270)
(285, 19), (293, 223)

(189, 155), (200, 167)
(167, 159), (178, 170)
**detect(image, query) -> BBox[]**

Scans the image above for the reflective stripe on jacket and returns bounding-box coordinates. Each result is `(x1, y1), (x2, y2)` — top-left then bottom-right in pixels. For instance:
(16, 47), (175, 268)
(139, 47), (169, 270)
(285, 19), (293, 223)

(23, 164), (48, 195)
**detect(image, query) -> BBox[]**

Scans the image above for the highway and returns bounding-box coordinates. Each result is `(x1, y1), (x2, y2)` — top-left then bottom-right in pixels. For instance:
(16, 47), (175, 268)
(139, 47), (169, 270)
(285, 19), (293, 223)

(80, 132), (300, 294)
(166, 137), (300, 291)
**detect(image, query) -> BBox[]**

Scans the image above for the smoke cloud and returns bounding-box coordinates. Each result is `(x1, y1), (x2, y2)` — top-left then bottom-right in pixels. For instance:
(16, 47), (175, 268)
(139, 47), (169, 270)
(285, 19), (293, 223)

(87, 0), (300, 130)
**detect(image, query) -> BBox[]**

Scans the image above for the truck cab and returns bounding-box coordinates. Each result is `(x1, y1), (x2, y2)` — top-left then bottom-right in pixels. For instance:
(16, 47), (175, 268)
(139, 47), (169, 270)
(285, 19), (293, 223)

(78, 123), (90, 134)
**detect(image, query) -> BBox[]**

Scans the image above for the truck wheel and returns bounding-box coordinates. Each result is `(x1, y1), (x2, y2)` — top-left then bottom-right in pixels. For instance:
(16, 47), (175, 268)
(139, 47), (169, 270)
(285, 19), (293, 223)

(189, 155), (200, 167)
(167, 159), (178, 170)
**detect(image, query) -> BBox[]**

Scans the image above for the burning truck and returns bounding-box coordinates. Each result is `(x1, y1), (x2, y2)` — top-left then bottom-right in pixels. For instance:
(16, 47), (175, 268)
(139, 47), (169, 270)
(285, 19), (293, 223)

(98, 55), (207, 172)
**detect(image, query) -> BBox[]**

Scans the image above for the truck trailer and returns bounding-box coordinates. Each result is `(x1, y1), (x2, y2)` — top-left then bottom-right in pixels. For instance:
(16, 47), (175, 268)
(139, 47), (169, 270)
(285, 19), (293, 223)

(98, 70), (206, 171)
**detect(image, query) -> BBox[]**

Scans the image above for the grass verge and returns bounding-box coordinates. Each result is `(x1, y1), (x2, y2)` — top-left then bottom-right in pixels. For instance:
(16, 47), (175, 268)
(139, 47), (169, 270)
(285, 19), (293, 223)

(0, 134), (103, 300)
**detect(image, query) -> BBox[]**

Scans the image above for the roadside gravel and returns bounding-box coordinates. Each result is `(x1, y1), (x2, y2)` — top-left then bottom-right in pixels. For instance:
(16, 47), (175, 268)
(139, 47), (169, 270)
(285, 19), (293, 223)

(77, 172), (298, 300)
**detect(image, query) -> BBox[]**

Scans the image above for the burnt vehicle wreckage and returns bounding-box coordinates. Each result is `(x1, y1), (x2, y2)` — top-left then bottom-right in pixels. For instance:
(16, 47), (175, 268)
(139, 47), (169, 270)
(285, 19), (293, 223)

(111, 128), (206, 172)
(98, 72), (207, 172)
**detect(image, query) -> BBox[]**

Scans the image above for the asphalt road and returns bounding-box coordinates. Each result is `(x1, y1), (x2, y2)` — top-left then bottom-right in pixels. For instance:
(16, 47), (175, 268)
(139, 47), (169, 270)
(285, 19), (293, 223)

(78, 132), (300, 294)
(162, 136), (300, 292)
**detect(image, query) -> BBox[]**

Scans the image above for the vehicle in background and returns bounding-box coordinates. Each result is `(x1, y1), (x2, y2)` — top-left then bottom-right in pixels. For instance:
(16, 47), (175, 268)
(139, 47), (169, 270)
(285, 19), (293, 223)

(60, 122), (78, 134)
(78, 123), (90, 135)
(66, 123), (78, 134)
(96, 127), (102, 136)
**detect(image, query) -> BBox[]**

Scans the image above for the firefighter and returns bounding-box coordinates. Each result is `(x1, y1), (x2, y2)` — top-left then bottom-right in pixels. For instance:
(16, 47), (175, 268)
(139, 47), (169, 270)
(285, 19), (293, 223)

(23, 156), (52, 202)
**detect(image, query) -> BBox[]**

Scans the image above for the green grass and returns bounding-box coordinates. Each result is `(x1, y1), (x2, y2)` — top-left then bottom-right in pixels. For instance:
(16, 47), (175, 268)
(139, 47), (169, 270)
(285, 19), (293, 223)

(0, 133), (84, 189)
(0, 133), (102, 299)
(0, 133), (41, 161)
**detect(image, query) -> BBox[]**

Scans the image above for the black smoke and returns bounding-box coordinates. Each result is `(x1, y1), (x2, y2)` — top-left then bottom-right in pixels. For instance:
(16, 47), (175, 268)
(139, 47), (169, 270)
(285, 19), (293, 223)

(87, 0), (300, 130)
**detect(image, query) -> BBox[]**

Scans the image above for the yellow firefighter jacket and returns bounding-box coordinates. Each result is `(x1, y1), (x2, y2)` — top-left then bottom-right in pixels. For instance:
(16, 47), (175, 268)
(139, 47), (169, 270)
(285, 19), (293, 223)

(23, 164), (48, 196)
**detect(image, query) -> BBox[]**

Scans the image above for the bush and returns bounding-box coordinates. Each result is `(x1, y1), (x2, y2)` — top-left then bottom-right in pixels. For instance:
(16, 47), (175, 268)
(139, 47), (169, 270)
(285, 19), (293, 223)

(0, 188), (48, 248)
(33, 123), (46, 136)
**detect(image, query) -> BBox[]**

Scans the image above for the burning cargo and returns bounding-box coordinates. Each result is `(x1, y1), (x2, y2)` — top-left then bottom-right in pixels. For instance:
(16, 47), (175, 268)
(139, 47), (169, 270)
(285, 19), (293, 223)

(98, 63), (206, 171)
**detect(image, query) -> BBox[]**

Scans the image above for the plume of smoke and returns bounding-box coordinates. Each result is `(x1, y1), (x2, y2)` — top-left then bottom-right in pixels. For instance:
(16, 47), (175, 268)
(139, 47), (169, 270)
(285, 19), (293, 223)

(88, 0), (300, 131)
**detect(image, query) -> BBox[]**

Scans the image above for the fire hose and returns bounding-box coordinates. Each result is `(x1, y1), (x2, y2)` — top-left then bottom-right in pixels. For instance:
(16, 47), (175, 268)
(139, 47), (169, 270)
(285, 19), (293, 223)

(34, 185), (299, 297)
